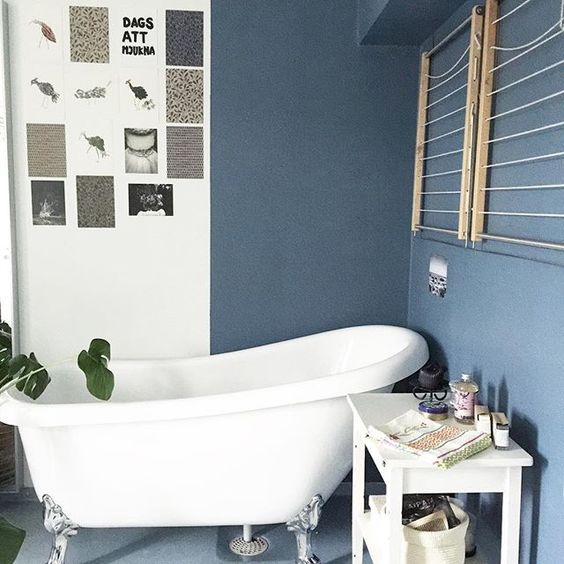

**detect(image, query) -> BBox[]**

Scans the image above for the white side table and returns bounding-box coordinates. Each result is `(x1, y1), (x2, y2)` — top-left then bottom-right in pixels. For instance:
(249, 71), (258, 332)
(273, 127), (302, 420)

(348, 393), (533, 564)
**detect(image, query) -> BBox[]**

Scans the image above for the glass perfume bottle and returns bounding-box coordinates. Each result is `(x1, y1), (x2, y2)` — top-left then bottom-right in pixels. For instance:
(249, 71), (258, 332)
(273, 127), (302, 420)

(450, 373), (479, 424)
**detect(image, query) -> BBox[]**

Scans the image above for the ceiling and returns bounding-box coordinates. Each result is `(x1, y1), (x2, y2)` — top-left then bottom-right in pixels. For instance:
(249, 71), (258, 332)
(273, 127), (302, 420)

(358, 0), (471, 45)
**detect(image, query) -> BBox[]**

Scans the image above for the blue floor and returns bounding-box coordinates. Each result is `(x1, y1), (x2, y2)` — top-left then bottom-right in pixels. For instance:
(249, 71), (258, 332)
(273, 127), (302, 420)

(1, 492), (355, 563)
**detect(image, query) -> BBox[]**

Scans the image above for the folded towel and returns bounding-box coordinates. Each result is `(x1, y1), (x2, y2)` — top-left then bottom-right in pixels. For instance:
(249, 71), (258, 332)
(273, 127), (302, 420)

(368, 410), (492, 469)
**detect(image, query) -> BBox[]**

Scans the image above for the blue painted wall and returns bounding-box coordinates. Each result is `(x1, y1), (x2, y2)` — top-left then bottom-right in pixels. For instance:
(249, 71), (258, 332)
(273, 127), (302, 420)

(211, 0), (419, 353)
(409, 0), (564, 561)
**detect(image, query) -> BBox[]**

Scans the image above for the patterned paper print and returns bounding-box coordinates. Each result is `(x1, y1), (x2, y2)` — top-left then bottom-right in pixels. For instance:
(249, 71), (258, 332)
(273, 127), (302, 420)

(31, 180), (66, 226)
(166, 10), (203, 67)
(27, 123), (67, 177)
(69, 6), (110, 64)
(166, 68), (203, 124)
(76, 175), (115, 228)
(167, 126), (203, 179)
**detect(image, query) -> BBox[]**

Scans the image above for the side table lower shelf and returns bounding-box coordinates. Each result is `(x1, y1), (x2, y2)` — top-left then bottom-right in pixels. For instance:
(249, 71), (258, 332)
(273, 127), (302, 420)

(356, 510), (489, 564)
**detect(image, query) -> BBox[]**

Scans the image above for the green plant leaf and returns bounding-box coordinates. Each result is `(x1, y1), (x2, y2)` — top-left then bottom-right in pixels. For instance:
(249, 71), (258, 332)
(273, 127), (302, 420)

(0, 514), (26, 564)
(0, 357), (10, 388)
(0, 354), (28, 392)
(77, 339), (114, 401)
(14, 353), (51, 400)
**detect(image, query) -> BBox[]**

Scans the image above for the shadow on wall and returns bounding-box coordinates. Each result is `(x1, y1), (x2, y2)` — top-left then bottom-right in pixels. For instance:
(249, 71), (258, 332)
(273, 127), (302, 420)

(511, 412), (545, 564)
(410, 331), (447, 369)
(464, 375), (545, 564)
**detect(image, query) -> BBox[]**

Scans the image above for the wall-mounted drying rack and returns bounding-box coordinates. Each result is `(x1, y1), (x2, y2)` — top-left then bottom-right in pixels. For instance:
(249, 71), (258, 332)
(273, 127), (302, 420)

(412, 6), (485, 241)
(471, 0), (564, 252)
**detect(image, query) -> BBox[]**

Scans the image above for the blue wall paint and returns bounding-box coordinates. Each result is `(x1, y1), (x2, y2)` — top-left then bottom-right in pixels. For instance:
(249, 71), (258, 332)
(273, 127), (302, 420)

(211, 0), (419, 353)
(410, 0), (564, 561)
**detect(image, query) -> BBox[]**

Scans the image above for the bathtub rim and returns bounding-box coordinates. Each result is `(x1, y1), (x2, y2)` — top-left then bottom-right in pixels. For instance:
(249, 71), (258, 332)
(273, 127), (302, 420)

(0, 325), (429, 428)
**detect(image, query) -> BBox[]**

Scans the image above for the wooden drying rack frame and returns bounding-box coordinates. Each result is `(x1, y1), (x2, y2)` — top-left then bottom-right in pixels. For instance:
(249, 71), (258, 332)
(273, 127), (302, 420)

(412, 6), (485, 241)
(471, 0), (564, 252)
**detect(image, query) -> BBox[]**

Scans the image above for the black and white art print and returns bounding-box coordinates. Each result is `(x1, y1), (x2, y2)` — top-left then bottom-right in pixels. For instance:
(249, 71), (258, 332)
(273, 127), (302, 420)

(120, 69), (158, 119)
(67, 69), (116, 116)
(124, 128), (158, 173)
(128, 183), (173, 216)
(69, 121), (113, 174)
(24, 67), (65, 121)
(31, 180), (66, 225)
(429, 254), (448, 298)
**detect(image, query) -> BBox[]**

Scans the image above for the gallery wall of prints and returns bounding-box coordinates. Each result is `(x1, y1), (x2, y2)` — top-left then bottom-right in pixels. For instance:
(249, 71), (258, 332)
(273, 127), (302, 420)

(7, 0), (211, 361)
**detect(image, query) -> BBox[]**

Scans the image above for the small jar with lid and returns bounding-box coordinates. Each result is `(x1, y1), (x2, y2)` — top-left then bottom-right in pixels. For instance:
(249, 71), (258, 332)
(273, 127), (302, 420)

(418, 400), (449, 421)
(450, 373), (479, 424)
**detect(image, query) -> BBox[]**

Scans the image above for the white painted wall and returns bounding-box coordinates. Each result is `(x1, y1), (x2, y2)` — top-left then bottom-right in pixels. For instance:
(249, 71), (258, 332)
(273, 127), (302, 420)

(6, 0), (211, 364)
(0, 4), (14, 328)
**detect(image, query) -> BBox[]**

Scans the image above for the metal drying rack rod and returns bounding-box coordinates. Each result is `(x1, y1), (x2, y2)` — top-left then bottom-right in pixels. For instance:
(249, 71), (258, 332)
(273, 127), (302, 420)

(422, 168), (463, 179)
(489, 58), (564, 96)
(491, 0), (538, 26)
(422, 190), (462, 195)
(427, 16), (473, 58)
(426, 83), (467, 109)
(482, 151), (564, 168)
(421, 149), (464, 161)
(424, 106), (466, 126)
(477, 233), (564, 251)
(485, 120), (564, 144)
(424, 126), (465, 144)
(428, 63), (470, 92)
(490, 26), (563, 73)
(483, 183), (564, 191)
(480, 211), (564, 218)
(420, 209), (460, 214)
(487, 89), (564, 121)
(415, 225), (459, 235)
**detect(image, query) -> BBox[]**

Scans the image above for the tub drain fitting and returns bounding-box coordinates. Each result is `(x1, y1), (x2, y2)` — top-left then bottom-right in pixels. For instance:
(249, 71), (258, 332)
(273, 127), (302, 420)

(229, 535), (269, 557)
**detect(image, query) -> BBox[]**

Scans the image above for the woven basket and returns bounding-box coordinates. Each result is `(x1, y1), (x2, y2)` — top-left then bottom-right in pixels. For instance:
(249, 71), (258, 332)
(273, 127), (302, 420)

(403, 504), (468, 564)
(369, 496), (468, 564)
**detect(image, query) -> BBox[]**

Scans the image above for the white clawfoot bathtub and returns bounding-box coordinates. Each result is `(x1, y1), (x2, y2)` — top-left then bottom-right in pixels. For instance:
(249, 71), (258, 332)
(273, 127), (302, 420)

(0, 325), (427, 557)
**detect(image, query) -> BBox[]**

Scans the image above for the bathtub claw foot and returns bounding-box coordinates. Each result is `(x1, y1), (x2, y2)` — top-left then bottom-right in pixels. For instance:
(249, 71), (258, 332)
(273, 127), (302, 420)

(286, 494), (324, 564)
(42, 495), (79, 564)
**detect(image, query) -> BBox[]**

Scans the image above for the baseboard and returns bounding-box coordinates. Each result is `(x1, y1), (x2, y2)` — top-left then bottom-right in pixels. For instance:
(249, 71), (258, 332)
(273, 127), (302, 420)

(0, 486), (35, 502)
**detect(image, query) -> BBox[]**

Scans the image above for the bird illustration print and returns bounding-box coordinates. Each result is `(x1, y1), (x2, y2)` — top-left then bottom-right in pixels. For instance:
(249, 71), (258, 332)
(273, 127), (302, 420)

(80, 132), (109, 162)
(75, 81), (112, 101)
(31, 78), (60, 107)
(125, 80), (156, 111)
(30, 20), (57, 48)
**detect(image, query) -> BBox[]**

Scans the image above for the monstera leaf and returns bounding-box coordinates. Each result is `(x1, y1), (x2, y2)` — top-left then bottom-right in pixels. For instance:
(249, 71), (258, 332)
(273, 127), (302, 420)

(0, 326), (115, 403)
(0, 515), (25, 564)
(0, 353), (50, 400)
(0, 321), (11, 357)
(13, 353), (51, 400)
(77, 339), (114, 401)
(0, 321), (12, 381)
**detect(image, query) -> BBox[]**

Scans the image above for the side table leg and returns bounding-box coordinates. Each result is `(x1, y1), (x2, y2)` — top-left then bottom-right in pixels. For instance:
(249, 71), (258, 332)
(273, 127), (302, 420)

(385, 470), (404, 564)
(500, 467), (522, 564)
(352, 418), (365, 563)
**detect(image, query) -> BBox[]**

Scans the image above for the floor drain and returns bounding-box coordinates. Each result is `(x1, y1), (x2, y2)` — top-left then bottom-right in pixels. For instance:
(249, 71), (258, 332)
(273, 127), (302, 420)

(229, 535), (269, 557)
